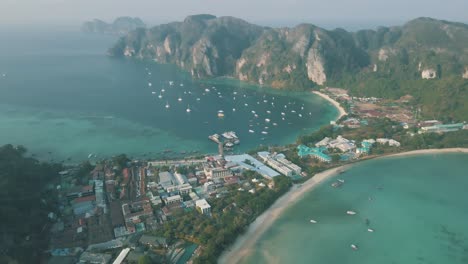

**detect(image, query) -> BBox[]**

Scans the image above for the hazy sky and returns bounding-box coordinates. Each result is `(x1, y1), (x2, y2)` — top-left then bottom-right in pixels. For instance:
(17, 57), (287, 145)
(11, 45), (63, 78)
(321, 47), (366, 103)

(1, 0), (467, 29)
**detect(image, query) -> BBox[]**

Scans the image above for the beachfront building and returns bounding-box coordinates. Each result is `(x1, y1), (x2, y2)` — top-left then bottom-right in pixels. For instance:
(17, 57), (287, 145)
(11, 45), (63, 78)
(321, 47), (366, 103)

(376, 138), (401, 147)
(257, 151), (302, 177)
(356, 140), (374, 155)
(419, 123), (466, 134)
(297, 145), (332, 162)
(327, 136), (356, 152)
(196, 199), (211, 215)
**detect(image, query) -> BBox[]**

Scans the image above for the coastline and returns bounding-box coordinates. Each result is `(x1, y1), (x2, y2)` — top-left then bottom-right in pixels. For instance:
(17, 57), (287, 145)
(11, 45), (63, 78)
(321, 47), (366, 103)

(312, 90), (347, 120)
(218, 148), (468, 264)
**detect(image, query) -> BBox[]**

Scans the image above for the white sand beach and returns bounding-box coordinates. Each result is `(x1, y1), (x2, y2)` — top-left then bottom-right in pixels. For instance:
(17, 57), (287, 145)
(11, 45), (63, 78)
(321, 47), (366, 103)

(313, 91), (347, 120)
(219, 148), (468, 264)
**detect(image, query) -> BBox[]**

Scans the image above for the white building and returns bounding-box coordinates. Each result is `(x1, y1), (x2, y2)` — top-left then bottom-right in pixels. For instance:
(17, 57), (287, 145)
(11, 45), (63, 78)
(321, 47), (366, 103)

(315, 137), (331, 147)
(164, 195), (182, 205)
(257, 151), (302, 177)
(195, 199), (211, 215)
(178, 183), (192, 195)
(376, 138), (401, 147)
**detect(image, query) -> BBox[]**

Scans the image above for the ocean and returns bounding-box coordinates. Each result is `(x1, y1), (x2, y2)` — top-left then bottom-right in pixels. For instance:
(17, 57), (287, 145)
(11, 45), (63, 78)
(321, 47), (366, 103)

(0, 29), (337, 162)
(241, 153), (468, 264)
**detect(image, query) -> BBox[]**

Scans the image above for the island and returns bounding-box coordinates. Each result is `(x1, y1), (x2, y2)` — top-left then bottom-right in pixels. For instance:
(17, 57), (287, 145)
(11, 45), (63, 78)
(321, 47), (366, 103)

(81, 17), (146, 35)
(3, 15), (468, 264)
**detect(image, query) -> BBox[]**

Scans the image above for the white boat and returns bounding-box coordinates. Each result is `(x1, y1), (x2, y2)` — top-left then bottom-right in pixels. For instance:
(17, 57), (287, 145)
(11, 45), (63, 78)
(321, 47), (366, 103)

(232, 108), (236, 112)
(233, 91), (238, 95)
(254, 114), (259, 118)
(351, 244), (358, 250)
(205, 88), (210, 92)
(310, 219), (317, 224)
(367, 228), (374, 232)
(266, 110), (271, 114)
(281, 112), (286, 116)
(261, 131), (268, 135)
(263, 100), (268, 103)
(169, 81), (174, 86)
(265, 118), (271, 122)
(178, 97), (182, 102)
(196, 98), (201, 101)
(244, 103), (248, 106)
(338, 179), (345, 183)
(291, 110), (296, 113)
(186, 105), (191, 113)
(151, 91), (156, 94)
(88, 153), (93, 159)
(273, 123), (278, 126)
(165, 102), (170, 109)
(251, 110), (256, 114)
(218, 110), (225, 118)
(347, 211), (357, 215)
(158, 94), (163, 99)
(148, 72), (151, 75)
(180, 83), (184, 87)
(282, 117), (285, 120)
(249, 130), (255, 133)
(161, 89), (165, 92)
(209, 134), (220, 143)
(148, 82), (152, 87)
(225, 142), (234, 147)
(298, 114), (302, 117)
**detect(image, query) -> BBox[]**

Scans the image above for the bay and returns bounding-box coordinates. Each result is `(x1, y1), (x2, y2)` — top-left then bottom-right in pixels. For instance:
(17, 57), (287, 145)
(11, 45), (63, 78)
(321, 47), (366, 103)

(0, 30), (337, 162)
(242, 153), (468, 264)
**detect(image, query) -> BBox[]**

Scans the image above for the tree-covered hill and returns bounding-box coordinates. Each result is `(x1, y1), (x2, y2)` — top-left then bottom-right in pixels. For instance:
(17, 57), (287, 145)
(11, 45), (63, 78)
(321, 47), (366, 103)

(110, 15), (468, 120)
(0, 145), (62, 263)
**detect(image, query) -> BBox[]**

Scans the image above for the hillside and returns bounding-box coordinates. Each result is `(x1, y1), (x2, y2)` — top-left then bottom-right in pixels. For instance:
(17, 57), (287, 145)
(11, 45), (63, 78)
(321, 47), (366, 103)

(109, 15), (468, 120)
(82, 16), (146, 35)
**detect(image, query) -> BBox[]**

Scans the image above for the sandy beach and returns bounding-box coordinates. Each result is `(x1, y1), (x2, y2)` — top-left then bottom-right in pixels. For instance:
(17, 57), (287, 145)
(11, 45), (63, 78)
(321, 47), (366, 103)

(218, 148), (468, 264)
(313, 91), (347, 120)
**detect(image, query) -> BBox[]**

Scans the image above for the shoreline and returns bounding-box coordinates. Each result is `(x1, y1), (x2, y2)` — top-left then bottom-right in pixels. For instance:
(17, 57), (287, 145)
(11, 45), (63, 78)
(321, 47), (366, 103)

(312, 90), (347, 120)
(218, 148), (468, 264)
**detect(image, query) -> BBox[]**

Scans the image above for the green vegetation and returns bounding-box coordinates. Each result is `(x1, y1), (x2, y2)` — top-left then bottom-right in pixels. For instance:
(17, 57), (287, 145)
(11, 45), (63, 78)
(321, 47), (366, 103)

(111, 15), (468, 120)
(152, 174), (291, 263)
(0, 144), (62, 264)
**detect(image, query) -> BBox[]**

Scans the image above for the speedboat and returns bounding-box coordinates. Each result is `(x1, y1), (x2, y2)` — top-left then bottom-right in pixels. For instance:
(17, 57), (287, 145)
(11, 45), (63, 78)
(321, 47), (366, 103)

(251, 110), (256, 114)
(178, 97), (182, 102)
(244, 103), (249, 106)
(351, 244), (358, 250)
(338, 179), (345, 183)
(148, 82), (152, 87)
(205, 88), (210, 92)
(265, 118), (271, 122)
(310, 219), (317, 224)
(161, 89), (165, 92)
(165, 102), (170, 109)
(232, 108), (236, 112)
(248, 130), (255, 133)
(273, 123), (278, 126)
(196, 98), (201, 101)
(158, 94), (163, 99)
(186, 105), (191, 113)
(281, 112), (286, 116)
(298, 114), (302, 117)
(266, 110), (271, 114)
(151, 91), (156, 94)
(346, 211), (357, 215)
(367, 228), (374, 232)
(169, 81), (174, 86)
(218, 110), (225, 118)
(180, 83), (184, 87)
(261, 131), (268, 135)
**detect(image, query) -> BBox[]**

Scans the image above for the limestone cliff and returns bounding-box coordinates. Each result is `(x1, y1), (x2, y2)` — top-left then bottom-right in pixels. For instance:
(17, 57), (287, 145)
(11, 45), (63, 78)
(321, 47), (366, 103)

(110, 15), (468, 89)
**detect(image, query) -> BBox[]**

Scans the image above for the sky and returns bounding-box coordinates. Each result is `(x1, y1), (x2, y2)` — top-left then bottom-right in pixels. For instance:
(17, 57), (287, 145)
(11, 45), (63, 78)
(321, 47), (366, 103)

(1, 0), (467, 30)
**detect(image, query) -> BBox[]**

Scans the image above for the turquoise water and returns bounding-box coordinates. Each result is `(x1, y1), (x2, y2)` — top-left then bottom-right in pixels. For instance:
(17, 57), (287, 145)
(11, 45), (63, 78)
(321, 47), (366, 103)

(0, 30), (337, 162)
(242, 153), (468, 264)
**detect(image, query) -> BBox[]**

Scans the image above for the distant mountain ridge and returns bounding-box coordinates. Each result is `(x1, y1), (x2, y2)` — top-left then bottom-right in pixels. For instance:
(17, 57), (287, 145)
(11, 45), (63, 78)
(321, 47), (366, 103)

(82, 17), (145, 35)
(109, 15), (468, 120)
